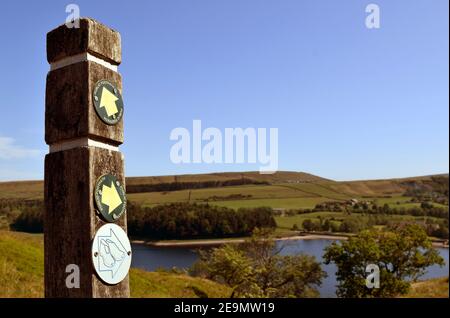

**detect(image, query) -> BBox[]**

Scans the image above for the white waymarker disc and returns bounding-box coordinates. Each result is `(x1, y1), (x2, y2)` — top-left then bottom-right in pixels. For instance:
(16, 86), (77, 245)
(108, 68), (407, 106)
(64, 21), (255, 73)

(91, 223), (132, 285)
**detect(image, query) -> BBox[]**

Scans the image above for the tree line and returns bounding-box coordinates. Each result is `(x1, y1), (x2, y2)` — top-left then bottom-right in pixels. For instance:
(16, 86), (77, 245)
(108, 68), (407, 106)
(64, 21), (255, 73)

(280, 202), (448, 219)
(126, 178), (269, 193)
(299, 216), (449, 239)
(127, 202), (276, 239)
(0, 199), (43, 232)
(3, 200), (277, 240)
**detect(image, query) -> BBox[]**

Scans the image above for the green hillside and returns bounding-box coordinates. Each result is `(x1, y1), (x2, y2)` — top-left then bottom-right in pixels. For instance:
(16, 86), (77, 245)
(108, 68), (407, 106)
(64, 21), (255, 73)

(0, 231), (230, 298)
(404, 277), (449, 298)
(1, 171), (447, 208)
(1, 172), (448, 238)
(0, 171), (327, 200)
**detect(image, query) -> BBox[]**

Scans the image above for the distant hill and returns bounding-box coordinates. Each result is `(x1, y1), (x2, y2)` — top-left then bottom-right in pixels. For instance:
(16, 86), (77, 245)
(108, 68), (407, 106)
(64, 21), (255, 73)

(0, 180), (43, 200)
(126, 171), (329, 186)
(0, 171), (326, 200)
(0, 171), (447, 201)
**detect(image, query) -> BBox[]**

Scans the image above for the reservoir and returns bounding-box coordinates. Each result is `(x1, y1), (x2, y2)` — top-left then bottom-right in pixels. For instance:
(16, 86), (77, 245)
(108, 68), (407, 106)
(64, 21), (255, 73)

(131, 239), (449, 297)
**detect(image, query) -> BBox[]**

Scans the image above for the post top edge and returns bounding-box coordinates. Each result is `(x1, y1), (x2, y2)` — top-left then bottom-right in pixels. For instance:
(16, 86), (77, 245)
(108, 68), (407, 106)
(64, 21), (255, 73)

(47, 17), (121, 65)
(47, 17), (120, 36)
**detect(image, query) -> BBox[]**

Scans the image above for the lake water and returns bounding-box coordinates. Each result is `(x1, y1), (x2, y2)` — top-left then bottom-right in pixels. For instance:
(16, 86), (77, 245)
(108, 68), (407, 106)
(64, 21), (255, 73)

(131, 239), (449, 297)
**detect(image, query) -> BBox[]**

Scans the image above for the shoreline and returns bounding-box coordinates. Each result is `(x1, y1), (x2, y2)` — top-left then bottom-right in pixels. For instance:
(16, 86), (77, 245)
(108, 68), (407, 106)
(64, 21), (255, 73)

(132, 234), (449, 248)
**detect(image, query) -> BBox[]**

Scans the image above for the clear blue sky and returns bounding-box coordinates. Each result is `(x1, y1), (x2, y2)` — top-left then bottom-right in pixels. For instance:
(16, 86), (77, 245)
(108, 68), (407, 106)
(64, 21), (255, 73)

(0, 0), (448, 181)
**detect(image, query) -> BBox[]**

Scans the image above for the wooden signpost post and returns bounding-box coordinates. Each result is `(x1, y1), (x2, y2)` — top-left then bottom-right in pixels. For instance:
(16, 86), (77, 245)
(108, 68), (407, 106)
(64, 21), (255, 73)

(44, 18), (130, 298)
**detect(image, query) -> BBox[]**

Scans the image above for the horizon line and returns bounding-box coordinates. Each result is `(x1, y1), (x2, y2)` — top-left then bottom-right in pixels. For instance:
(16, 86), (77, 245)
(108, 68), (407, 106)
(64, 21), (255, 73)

(0, 170), (448, 184)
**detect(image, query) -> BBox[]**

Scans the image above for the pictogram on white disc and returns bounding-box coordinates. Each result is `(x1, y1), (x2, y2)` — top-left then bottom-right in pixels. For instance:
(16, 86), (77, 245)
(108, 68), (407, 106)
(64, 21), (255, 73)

(91, 223), (132, 285)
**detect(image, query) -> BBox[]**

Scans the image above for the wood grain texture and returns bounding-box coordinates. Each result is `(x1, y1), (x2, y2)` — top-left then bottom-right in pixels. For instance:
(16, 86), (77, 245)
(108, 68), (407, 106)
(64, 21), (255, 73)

(45, 19), (129, 298)
(44, 147), (129, 298)
(45, 61), (123, 145)
(47, 18), (121, 65)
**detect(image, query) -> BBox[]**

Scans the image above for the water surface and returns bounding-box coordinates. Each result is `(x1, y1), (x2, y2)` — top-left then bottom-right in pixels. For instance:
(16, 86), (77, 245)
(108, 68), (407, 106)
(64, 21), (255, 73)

(131, 239), (449, 297)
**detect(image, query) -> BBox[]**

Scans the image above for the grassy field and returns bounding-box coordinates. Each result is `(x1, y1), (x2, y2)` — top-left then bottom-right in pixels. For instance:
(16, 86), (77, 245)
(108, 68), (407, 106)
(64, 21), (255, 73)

(127, 183), (318, 207)
(405, 277), (449, 298)
(0, 180), (43, 200)
(0, 231), (230, 298)
(1, 171), (447, 212)
(1, 172), (447, 234)
(324, 180), (405, 197)
(128, 172), (448, 210)
(0, 171), (327, 200)
(126, 181), (429, 210)
(0, 231), (44, 297)
(2, 171), (445, 204)
(275, 212), (441, 232)
(208, 197), (329, 209)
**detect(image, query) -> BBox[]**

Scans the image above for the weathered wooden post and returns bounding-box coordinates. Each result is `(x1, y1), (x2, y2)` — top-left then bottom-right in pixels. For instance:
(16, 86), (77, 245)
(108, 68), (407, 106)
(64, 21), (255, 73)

(44, 18), (131, 297)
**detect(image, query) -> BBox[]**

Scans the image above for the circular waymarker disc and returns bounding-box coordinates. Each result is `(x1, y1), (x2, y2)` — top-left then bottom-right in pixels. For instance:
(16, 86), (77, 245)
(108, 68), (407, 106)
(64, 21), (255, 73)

(94, 174), (127, 222)
(92, 223), (132, 285)
(93, 80), (124, 125)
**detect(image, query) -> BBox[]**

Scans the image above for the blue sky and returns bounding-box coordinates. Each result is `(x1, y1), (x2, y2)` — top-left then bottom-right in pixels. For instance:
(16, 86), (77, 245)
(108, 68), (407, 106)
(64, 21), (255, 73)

(0, 0), (448, 181)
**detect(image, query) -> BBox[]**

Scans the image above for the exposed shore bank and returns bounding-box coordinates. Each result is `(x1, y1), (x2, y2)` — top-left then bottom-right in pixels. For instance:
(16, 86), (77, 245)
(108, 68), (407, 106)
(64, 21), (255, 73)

(132, 234), (449, 249)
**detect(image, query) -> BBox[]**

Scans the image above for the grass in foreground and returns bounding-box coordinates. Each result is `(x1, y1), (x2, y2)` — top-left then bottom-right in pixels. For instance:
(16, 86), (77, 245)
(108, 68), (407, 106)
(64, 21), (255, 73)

(0, 231), (44, 297)
(404, 277), (449, 298)
(130, 268), (230, 298)
(0, 231), (229, 298)
(1, 230), (448, 298)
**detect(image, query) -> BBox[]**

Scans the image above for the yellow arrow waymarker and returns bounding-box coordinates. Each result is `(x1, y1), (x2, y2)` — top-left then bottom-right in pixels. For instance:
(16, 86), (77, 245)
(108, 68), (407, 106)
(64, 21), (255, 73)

(93, 80), (124, 125)
(99, 87), (119, 117)
(101, 181), (123, 214)
(95, 174), (127, 222)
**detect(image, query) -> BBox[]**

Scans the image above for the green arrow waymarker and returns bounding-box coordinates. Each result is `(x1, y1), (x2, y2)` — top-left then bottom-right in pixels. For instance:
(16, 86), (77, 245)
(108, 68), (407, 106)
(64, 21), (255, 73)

(94, 174), (127, 222)
(93, 80), (124, 125)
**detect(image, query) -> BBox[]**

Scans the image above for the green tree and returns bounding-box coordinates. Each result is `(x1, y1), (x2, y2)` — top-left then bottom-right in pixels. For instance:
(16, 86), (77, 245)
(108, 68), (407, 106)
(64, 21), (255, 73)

(10, 208), (43, 233)
(323, 224), (444, 298)
(190, 229), (326, 298)
(321, 219), (331, 232)
(191, 244), (256, 297)
(338, 218), (367, 233)
(302, 219), (317, 232)
(330, 221), (340, 233)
